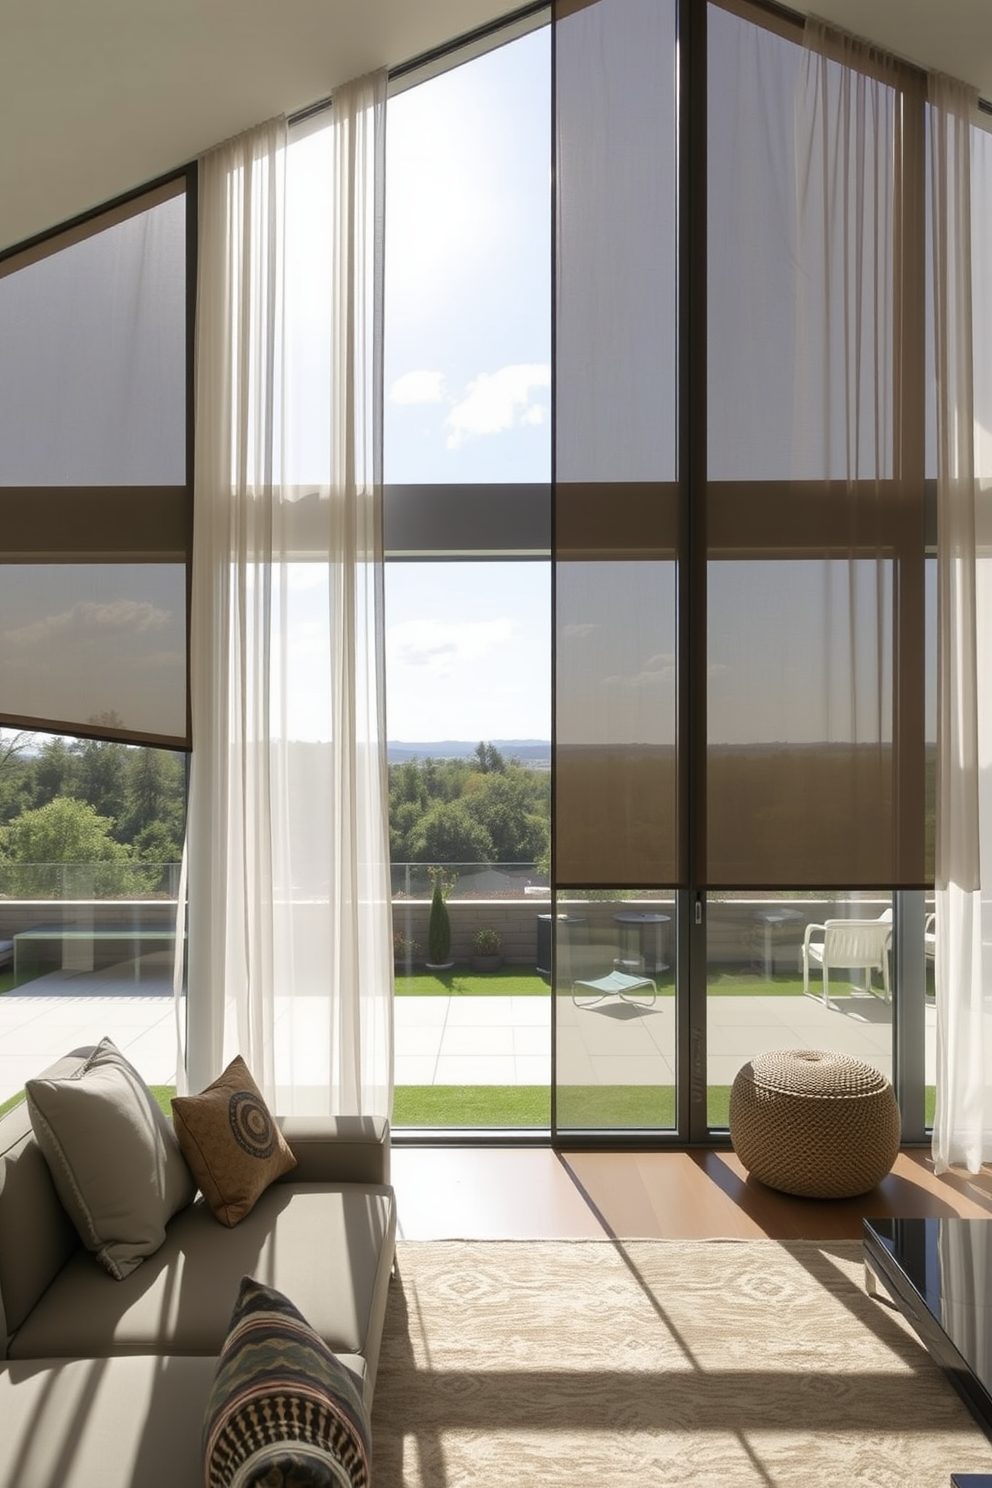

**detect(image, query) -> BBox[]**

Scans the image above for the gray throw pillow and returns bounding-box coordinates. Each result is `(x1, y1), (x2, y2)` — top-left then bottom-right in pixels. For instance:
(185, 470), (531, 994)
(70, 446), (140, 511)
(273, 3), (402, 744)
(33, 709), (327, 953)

(26, 1036), (195, 1279)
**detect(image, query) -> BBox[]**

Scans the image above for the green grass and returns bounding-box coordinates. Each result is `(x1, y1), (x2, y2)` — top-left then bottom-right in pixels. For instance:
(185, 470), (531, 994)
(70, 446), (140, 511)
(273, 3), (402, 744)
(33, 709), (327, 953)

(396, 967), (850, 998)
(0, 1086), (175, 1120)
(0, 1079), (939, 1133)
(0, 960), (872, 1001)
(0, 967), (51, 996)
(394, 966), (549, 996)
(0, 1089), (25, 1118)
(394, 1084), (551, 1125)
(393, 1085), (733, 1128)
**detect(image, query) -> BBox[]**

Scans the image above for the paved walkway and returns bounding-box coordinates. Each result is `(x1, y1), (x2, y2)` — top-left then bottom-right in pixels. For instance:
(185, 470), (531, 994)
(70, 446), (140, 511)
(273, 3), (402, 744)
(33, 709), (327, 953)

(0, 959), (935, 1106)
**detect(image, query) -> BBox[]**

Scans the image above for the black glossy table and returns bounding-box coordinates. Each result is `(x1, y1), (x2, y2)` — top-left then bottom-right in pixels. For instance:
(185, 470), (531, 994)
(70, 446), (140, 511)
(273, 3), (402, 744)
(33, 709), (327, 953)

(864, 1218), (992, 1446)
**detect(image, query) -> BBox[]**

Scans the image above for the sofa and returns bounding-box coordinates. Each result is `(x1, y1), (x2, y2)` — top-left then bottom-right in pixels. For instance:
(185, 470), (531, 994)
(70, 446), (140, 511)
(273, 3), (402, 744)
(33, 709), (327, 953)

(0, 1045), (397, 1488)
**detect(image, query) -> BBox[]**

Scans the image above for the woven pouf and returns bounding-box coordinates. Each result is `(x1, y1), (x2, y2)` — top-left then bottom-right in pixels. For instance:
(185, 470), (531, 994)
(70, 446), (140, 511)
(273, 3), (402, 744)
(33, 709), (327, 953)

(729, 1049), (901, 1198)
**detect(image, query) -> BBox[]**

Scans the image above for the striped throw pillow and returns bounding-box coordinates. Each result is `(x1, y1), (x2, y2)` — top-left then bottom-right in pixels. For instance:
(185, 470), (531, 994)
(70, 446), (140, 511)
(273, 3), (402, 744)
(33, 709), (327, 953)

(203, 1275), (371, 1488)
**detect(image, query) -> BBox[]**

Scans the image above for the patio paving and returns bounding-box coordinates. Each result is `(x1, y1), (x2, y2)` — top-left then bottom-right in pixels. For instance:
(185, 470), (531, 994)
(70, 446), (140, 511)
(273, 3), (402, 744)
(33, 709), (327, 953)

(0, 959), (935, 1106)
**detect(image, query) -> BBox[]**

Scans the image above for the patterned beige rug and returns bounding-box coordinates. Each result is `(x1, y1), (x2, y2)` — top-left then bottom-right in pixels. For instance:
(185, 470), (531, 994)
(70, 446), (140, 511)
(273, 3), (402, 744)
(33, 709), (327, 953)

(371, 1238), (992, 1486)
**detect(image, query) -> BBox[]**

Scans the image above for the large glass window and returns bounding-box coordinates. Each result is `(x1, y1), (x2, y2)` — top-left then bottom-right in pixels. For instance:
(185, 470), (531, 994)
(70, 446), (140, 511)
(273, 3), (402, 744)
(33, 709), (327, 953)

(384, 23), (552, 1131)
(0, 179), (191, 1107)
(0, 725), (185, 1104)
(552, 0), (935, 1144)
(0, 179), (192, 748)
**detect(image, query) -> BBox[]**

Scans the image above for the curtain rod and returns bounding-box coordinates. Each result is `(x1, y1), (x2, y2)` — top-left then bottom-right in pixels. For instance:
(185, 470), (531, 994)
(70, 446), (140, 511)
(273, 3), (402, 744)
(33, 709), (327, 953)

(291, 0), (989, 129)
(719, 0), (990, 111)
(289, 0), (549, 128)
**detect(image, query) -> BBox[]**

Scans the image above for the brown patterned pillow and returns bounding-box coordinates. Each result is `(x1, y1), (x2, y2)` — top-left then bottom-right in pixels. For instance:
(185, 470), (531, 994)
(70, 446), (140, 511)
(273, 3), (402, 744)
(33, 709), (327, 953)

(171, 1057), (296, 1227)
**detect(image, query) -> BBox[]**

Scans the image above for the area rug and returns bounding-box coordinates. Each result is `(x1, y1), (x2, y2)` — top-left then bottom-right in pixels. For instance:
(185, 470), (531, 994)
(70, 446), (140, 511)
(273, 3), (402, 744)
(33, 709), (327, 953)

(370, 1238), (992, 1486)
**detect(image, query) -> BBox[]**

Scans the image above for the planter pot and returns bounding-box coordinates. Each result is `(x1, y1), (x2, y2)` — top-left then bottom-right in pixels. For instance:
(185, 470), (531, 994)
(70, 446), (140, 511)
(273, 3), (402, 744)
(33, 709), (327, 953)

(424, 961), (455, 973)
(470, 954), (504, 973)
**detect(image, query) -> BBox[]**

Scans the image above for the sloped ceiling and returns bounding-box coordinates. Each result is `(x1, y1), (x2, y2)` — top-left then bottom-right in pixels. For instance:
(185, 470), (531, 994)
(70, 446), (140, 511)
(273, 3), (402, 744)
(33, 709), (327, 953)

(2, 0), (991, 254)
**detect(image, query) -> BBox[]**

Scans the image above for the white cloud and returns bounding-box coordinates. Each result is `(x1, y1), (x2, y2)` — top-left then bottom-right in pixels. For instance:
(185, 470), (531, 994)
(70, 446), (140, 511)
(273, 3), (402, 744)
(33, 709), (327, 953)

(602, 664), (675, 690)
(561, 622), (597, 642)
(6, 600), (171, 647)
(445, 363), (550, 449)
(387, 617), (516, 679)
(390, 370), (446, 406)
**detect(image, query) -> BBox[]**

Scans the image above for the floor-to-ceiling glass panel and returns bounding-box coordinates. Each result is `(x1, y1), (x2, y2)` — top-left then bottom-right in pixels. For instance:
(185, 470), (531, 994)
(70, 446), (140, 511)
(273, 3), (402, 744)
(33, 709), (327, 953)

(0, 191), (186, 487)
(554, 889), (676, 1132)
(556, 559), (678, 886)
(382, 22), (552, 1130)
(708, 558), (899, 886)
(0, 564), (187, 743)
(706, 890), (893, 1129)
(385, 561), (551, 1129)
(0, 728), (187, 1103)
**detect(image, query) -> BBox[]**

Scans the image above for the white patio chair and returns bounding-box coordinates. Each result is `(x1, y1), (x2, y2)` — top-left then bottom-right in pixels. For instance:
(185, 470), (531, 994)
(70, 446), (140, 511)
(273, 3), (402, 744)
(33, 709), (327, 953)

(924, 912), (936, 962)
(801, 916), (892, 1007)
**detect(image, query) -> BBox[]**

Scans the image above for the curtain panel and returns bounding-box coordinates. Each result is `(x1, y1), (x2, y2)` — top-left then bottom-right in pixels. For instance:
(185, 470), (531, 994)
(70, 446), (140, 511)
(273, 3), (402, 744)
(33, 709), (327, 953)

(704, 13), (926, 888)
(929, 74), (992, 1172)
(180, 76), (393, 1118)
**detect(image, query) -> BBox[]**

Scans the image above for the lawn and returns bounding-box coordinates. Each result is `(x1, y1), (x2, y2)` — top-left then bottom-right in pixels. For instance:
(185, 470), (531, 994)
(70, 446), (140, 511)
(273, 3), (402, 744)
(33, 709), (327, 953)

(0, 1086), (175, 1120)
(394, 1085), (698, 1128)
(0, 961), (860, 1000)
(394, 966), (550, 996)
(394, 966), (817, 998)
(1, 1080), (937, 1131)
(0, 967), (50, 996)
(394, 1081), (937, 1128)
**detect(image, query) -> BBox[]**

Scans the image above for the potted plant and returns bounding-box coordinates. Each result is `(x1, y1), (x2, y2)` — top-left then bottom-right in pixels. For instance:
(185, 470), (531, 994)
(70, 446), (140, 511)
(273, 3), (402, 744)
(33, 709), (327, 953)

(471, 926), (503, 973)
(425, 867), (454, 971)
(392, 930), (420, 973)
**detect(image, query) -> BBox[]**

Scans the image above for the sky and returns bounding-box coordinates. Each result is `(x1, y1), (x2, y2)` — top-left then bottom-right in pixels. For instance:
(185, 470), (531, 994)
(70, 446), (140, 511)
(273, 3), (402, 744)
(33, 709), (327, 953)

(380, 25), (552, 744)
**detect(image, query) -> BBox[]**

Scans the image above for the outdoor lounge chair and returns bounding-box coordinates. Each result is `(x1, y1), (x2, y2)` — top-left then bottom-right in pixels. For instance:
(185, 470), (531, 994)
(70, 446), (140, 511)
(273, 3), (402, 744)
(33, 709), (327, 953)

(801, 915), (892, 1007)
(572, 968), (657, 1008)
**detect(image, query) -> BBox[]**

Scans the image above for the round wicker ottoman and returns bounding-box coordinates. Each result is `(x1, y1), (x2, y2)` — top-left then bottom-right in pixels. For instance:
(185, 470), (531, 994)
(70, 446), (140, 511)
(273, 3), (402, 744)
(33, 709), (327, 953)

(728, 1049), (901, 1198)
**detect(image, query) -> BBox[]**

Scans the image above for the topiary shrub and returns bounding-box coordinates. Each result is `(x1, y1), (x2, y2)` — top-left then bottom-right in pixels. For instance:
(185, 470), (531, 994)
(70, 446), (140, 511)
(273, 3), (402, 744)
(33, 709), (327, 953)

(427, 868), (452, 967)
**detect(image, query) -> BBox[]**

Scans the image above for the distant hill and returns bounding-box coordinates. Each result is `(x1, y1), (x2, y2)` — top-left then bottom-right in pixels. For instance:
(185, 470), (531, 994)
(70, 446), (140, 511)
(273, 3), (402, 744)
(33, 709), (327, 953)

(388, 739), (550, 767)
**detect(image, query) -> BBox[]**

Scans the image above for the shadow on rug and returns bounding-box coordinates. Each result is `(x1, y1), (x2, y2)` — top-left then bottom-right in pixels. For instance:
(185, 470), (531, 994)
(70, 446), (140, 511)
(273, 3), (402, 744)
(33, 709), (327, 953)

(370, 1238), (992, 1486)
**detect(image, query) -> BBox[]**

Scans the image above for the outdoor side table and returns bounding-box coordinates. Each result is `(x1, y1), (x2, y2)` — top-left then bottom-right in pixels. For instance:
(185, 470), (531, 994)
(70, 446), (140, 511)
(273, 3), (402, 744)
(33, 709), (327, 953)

(750, 907), (805, 979)
(612, 912), (670, 975)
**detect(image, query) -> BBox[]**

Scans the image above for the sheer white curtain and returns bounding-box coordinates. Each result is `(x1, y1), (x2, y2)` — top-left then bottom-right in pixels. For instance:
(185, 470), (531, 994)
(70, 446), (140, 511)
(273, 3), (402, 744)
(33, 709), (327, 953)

(179, 73), (393, 1118)
(930, 74), (992, 1172)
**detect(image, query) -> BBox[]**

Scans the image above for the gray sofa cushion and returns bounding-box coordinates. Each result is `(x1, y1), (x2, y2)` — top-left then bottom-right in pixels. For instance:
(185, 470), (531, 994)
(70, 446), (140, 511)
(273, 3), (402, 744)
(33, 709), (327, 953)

(0, 1349), (368, 1488)
(25, 1038), (196, 1280)
(0, 1353), (212, 1488)
(9, 1182), (395, 1402)
(0, 1071), (85, 1349)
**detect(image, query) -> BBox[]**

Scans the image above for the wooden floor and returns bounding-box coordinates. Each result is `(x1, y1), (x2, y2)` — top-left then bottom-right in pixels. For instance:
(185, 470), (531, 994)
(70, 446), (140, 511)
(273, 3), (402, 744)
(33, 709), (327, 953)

(391, 1145), (992, 1240)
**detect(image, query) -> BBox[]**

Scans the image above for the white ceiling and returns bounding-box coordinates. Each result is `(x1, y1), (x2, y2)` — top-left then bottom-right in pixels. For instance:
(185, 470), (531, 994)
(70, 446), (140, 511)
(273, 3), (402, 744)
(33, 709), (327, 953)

(2, 0), (991, 255)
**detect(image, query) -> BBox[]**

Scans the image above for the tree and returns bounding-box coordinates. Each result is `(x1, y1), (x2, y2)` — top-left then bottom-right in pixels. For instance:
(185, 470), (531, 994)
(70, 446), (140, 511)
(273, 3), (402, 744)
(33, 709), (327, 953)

(74, 737), (128, 826)
(32, 736), (78, 806)
(1, 796), (134, 896)
(464, 767), (549, 863)
(406, 801), (494, 866)
(474, 741), (506, 775)
(120, 747), (186, 848)
(0, 731), (36, 822)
